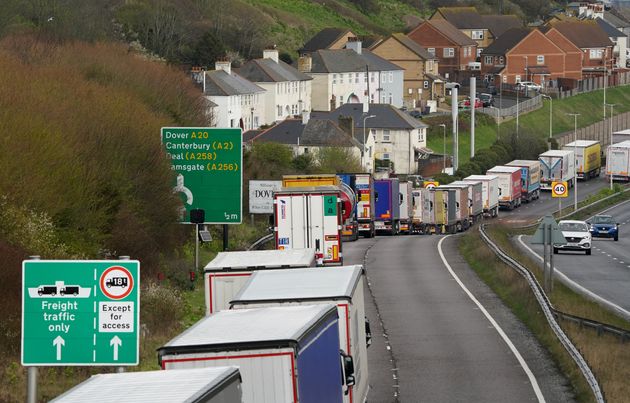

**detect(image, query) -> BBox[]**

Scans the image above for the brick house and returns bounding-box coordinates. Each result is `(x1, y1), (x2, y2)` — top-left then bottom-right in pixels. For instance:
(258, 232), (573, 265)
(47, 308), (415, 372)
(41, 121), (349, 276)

(543, 26), (583, 81)
(370, 33), (445, 110)
(407, 19), (477, 81)
(545, 20), (614, 77)
(481, 28), (572, 87)
(300, 28), (359, 53)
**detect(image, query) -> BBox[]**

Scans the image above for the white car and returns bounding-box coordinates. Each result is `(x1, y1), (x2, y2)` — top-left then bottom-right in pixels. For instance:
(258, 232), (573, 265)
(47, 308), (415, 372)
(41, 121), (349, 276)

(516, 81), (541, 92)
(554, 220), (591, 255)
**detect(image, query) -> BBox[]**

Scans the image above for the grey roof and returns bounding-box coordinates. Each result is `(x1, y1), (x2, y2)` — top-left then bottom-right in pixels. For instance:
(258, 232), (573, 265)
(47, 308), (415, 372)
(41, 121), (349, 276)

(242, 129), (262, 142)
(250, 118), (360, 148)
(203, 70), (264, 96)
(51, 367), (241, 403)
(236, 58), (312, 83)
(420, 19), (478, 46)
(596, 17), (626, 38)
(482, 15), (523, 37)
(390, 33), (434, 60)
(603, 12), (630, 29)
(551, 20), (614, 48)
(309, 49), (403, 73)
(435, 7), (483, 29)
(302, 28), (352, 52)
(481, 27), (530, 55)
(312, 103), (428, 130)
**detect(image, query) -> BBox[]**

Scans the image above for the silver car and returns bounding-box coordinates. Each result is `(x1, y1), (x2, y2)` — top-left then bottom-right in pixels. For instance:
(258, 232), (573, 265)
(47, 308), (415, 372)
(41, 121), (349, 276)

(554, 220), (591, 255)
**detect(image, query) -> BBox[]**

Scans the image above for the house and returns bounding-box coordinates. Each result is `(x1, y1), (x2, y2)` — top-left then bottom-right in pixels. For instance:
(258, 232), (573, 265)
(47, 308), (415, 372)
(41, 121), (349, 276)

(313, 103), (429, 174)
(197, 60), (265, 129)
(298, 38), (404, 111)
(481, 28), (572, 87)
(300, 28), (359, 53)
(370, 33), (445, 111)
(596, 18), (628, 68)
(602, 7), (630, 37)
(236, 48), (313, 126)
(408, 19), (477, 81)
(545, 20), (614, 77)
(543, 26), (583, 81)
(429, 7), (522, 57)
(245, 113), (367, 164)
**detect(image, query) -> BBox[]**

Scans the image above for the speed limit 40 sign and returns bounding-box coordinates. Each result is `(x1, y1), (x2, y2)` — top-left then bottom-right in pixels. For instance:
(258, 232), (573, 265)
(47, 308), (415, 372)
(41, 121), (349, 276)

(551, 181), (568, 198)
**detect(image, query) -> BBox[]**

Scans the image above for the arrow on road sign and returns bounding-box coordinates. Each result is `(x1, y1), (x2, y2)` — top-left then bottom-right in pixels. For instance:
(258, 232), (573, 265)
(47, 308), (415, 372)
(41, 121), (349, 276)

(53, 336), (65, 360)
(110, 335), (122, 361)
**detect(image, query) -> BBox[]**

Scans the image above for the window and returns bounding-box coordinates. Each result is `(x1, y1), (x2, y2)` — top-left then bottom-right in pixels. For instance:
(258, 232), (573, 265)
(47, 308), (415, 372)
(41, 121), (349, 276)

(537, 55), (544, 64)
(333, 74), (337, 84)
(364, 73), (368, 83)
(477, 48), (482, 57)
(388, 93), (393, 104)
(370, 93), (375, 102)
(428, 60), (434, 71)
(350, 73), (354, 83)
(254, 116), (259, 128)
(383, 130), (390, 142)
(418, 131), (424, 142)
(340, 74), (344, 84)
(427, 48), (435, 57)
(443, 48), (454, 58)
(355, 73), (360, 83)
(370, 73), (375, 83)
(499, 56), (504, 65)
(423, 81), (429, 89)
(590, 49), (603, 59)
(277, 105), (282, 117)
(388, 71), (393, 83)
(484, 56), (493, 65)
(472, 30), (484, 40)
(515, 75), (521, 83)
(381, 74), (386, 83)
(382, 153), (390, 160)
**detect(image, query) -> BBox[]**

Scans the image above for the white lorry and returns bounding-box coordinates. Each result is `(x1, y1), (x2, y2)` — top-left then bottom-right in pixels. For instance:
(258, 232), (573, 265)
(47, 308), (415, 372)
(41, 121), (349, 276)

(606, 140), (630, 182)
(230, 265), (369, 403)
(398, 181), (412, 234)
(274, 186), (343, 265)
(204, 249), (315, 315)
(159, 305), (353, 403)
(539, 149), (575, 190)
(463, 174), (499, 217)
(51, 368), (242, 403)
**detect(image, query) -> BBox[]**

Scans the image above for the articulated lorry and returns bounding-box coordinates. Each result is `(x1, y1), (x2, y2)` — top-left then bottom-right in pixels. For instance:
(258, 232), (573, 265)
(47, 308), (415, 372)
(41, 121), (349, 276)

(505, 160), (541, 202)
(563, 140), (601, 180)
(274, 186), (343, 265)
(398, 181), (412, 234)
(435, 184), (470, 231)
(374, 178), (400, 235)
(351, 174), (376, 238)
(539, 150), (575, 190)
(463, 175), (499, 217)
(486, 166), (522, 210)
(607, 140), (630, 181)
(449, 181), (483, 224)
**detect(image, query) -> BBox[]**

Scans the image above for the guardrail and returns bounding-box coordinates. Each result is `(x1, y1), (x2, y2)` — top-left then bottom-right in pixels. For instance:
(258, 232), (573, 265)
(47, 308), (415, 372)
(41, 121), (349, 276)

(479, 224), (605, 403)
(247, 233), (274, 250)
(478, 94), (543, 119)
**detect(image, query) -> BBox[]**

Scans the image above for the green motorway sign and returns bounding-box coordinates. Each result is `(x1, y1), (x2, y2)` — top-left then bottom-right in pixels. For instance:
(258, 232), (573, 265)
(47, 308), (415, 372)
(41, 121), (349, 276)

(22, 260), (140, 366)
(161, 127), (242, 224)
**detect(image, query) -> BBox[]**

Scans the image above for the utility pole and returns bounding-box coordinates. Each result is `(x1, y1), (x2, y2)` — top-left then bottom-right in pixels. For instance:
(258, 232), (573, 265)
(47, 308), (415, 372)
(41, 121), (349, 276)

(470, 76), (476, 159)
(567, 113), (580, 211)
(451, 86), (459, 171)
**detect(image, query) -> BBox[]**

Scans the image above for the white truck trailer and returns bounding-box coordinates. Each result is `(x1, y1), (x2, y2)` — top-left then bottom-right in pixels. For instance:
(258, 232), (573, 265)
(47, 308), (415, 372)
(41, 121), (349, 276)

(159, 305), (353, 403)
(230, 265), (369, 403)
(606, 140), (630, 182)
(539, 149), (575, 190)
(51, 367), (243, 403)
(463, 175), (499, 217)
(274, 186), (343, 265)
(563, 140), (601, 180)
(398, 181), (413, 234)
(204, 249), (315, 315)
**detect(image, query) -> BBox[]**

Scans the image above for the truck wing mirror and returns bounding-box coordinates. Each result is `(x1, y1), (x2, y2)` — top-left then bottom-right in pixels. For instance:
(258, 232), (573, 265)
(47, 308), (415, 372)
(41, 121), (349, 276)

(399, 193), (404, 205)
(375, 191), (379, 202)
(315, 239), (320, 251)
(365, 317), (372, 348)
(339, 350), (356, 392)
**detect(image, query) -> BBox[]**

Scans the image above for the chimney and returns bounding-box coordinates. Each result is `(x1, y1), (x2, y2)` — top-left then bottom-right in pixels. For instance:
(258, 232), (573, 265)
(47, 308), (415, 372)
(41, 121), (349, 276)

(302, 111), (310, 125)
(338, 116), (354, 138)
(215, 58), (231, 75)
(263, 46), (279, 63)
(298, 54), (312, 73)
(346, 36), (362, 55)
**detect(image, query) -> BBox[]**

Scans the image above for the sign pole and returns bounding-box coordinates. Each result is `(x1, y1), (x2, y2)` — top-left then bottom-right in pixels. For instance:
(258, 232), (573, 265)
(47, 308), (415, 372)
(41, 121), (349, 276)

(26, 255), (40, 403)
(116, 256), (131, 373)
(223, 224), (229, 251)
(549, 225), (554, 292)
(195, 224), (200, 271)
(543, 224), (548, 292)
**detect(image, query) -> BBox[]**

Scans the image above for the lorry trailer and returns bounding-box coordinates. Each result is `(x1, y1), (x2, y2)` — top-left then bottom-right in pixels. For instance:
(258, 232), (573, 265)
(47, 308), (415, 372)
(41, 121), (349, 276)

(486, 166), (522, 210)
(374, 178), (400, 235)
(606, 140), (630, 181)
(539, 150), (575, 190)
(463, 175), (499, 217)
(398, 181), (412, 234)
(449, 180), (483, 224)
(505, 160), (541, 202)
(435, 184), (470, 231)
(351, 174), (376, 238)
(563, 140), (601, 180)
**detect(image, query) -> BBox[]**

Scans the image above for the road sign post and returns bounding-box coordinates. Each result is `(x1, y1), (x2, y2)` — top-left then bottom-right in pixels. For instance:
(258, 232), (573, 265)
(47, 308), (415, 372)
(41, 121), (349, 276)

(552, 181), (568, 216)
(161, 127), (242, 224)
(531, 215), (567, 292)
(22, 260), (140, 366)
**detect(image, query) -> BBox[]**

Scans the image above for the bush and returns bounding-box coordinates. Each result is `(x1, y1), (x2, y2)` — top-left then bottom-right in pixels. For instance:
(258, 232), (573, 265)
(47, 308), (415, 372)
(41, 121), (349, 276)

(140, 281), (184, 335)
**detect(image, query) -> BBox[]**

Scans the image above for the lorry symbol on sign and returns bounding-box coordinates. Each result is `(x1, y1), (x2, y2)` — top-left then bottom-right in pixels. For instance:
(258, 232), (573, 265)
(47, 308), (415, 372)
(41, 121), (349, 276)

(106, 277), (128, 288)
(29, 282), (91, 298)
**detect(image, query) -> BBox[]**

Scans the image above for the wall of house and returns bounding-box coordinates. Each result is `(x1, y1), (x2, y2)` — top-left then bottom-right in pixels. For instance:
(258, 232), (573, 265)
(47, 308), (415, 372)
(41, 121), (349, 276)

(582, 46), (612, 69)
(461, 28), (491, 51)
(310, 74), (333, 111)
(544, 29), (583, 80)
(408, 23), (462, 79)
(378, 70), (404, 108)
(240, 92), (264, 130)
(372, 127), (425, 174)
(506, 32), (566, 86)
(207, 95), (240, 128)
(257, 80), (312, 125)
(614, 36), (628, 68)
(293, 145), (362, 163)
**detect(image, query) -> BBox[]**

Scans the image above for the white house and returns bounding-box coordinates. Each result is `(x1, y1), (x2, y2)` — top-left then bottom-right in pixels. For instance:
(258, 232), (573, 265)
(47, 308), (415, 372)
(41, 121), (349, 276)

(197, 61), (265, 129)
(596, 18), (628, 68)
(298, 37), (404, 111)
(314, 103), (429, 174)
(236, 49), (313, 126)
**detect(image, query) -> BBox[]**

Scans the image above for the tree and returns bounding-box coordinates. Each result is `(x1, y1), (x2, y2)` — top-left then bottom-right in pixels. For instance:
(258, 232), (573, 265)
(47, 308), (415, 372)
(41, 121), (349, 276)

(316, 147), (362, 173)
(244, 142), (294, 179)
(188, 30), (226, 67)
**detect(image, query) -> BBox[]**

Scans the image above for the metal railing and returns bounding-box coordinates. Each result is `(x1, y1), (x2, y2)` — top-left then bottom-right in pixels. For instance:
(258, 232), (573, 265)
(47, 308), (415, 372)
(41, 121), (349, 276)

(479, 224), (605, 402)
(478, 95), (543, 119)
(247, 233), (274, 250)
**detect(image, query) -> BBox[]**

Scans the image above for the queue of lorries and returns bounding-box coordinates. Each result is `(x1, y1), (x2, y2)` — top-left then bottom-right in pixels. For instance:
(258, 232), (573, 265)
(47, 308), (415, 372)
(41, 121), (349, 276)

(55, 138), (629, 403)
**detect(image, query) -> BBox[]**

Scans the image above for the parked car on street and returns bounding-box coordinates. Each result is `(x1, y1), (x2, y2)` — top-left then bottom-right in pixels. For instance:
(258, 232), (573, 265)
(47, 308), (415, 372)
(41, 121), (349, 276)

(459, 97), (482, 109)
(588, 215), (619, 241)
(554, 220), (592, 255)
(479, 93), (494, 107)
(516, 81), (541, 92)
(485, 83), (498, 95)
(408, 110), (422, 119)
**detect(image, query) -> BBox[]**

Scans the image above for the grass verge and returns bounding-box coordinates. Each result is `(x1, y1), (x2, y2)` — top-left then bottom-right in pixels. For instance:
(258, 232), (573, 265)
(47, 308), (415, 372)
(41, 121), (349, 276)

(460, 224), (630, 403)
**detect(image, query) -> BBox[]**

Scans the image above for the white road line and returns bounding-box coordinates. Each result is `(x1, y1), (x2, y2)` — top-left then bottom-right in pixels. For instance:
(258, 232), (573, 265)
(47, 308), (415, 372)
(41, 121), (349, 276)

(437, 236), (546, 403)
(518, 235), (630, 322)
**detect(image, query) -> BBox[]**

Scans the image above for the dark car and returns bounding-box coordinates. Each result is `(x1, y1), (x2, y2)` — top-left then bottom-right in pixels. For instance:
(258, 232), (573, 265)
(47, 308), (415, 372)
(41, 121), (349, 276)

(408, 110), (422, 119)
(485, 84), (498, 95)
(588, 215), (619, 241)
(479, 93), (494, 107)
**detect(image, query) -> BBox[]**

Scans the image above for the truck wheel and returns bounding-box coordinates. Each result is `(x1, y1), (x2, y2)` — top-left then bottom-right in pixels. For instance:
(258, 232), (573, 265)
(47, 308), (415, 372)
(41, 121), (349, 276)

(553, 248), (558, 254)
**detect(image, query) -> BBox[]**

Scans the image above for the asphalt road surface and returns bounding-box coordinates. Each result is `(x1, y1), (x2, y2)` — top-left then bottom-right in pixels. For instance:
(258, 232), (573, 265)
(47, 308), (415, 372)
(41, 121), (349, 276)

(343, 235), (574, 402)
(518, 198), (630, 317)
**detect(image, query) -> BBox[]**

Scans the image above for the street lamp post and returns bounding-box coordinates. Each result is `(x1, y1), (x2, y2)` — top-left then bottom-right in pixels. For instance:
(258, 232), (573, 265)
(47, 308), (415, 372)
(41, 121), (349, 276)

(439, 123), (447, 171)
(567, 113), (580, 211)
(363, 114), (376, 171)
(541, 95), (553, 150)
(606, 103), (616, 190)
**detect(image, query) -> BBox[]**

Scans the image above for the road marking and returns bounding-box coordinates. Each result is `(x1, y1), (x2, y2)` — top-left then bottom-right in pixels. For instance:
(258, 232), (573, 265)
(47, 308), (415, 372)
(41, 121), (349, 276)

(518, 235), (630, 322)
(437, 236), (546, 403)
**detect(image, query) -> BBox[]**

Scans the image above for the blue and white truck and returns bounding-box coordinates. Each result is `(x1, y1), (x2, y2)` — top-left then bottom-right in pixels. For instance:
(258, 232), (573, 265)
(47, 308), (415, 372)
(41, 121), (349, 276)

(505, 160), (541, 202)
(374, 178), (400, 235)
(159, 305), (353, 403)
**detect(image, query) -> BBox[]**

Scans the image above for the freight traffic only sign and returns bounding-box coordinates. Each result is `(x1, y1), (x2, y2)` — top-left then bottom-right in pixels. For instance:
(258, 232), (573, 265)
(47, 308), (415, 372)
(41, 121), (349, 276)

(22, 260), (140, 366)
(161, 127), (243, 224)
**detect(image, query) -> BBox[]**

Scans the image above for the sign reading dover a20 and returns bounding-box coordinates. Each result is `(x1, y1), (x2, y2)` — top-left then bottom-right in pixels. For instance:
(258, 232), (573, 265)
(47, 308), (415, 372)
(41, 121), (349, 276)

(162, 127), (242, 224)
(22, 260), (140, 366)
